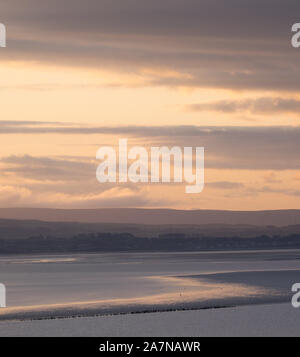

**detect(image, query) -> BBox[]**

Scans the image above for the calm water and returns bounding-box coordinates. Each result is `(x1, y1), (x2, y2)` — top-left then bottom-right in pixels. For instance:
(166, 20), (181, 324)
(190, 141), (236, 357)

(1, 250), (300, 308)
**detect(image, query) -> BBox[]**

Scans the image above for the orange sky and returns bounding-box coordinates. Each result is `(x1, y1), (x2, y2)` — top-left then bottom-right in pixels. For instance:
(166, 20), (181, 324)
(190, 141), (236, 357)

(0, 1), (300, 210)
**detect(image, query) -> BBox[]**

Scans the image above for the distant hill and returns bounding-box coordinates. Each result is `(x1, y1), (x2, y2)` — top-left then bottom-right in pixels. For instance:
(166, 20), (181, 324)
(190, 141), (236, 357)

(0, 208), (299, 226)
(1, 218), (300, 240)
(0, 217), (300, 254)
(0, 218), (299, 254)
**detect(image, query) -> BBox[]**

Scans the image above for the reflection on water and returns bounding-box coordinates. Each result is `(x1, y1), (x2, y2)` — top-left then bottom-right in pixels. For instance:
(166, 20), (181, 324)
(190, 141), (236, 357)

(0, 250), (298, 312)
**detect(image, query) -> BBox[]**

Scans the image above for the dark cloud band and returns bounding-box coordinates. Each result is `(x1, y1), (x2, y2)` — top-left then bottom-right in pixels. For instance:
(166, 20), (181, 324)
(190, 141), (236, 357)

(1, 0), (300, 91)
(0, 124), (300, 170)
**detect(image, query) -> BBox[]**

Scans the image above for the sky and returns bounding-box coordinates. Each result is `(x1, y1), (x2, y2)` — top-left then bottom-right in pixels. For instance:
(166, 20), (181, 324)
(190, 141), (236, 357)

(0, 0), (300, 210)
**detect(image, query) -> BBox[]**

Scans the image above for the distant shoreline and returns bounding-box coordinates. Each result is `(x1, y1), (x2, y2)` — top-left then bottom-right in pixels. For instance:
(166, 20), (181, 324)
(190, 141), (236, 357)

(1, 232), (300, 255)
(0, 207), (300, 226)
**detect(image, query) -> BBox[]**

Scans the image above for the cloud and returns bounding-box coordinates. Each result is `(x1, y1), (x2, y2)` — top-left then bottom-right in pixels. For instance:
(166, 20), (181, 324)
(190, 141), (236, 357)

(0, 154), (167, 207)
(207, 181), (245, 189)
(0, 154), (96, 181)
(0, 120), (67, 126)
(38, 187), (154, 209)
(0, 181), (159, 208)
(245, 185), (300, 197)
(0, 185), (32, 206)
(1, 125), (300, 170)
(186, 97), (300, 114)
(1, 0), (300, 91)
(0, 152), (298, 208)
